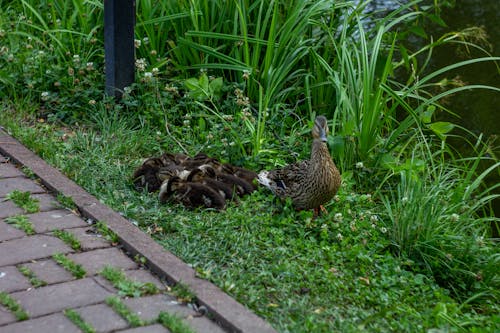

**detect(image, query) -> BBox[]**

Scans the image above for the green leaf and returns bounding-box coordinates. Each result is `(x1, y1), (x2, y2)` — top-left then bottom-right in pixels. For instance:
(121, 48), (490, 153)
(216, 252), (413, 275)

(429, 121), (455, 139)
(421, 106), (435, 124)
(209, 77), (223, 96)
(184, 78), (200, 92)
(199, 73), (209, 92)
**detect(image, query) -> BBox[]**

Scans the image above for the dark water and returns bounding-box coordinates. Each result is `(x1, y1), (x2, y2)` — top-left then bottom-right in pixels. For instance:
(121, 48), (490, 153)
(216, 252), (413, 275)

(370, 1), (500, 228)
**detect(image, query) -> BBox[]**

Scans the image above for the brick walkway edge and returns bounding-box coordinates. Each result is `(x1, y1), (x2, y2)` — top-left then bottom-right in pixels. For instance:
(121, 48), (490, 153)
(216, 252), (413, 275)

(0, 128), (277, 333)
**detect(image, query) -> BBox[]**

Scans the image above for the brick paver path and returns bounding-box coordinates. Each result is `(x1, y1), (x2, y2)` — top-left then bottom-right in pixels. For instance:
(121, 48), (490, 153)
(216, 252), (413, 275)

(0, 153), (226, 333)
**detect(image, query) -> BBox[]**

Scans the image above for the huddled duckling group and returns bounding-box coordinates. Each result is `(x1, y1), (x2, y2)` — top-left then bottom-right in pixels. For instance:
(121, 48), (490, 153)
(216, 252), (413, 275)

(132, 115), (342, 214)
(132, 152), (258, 210)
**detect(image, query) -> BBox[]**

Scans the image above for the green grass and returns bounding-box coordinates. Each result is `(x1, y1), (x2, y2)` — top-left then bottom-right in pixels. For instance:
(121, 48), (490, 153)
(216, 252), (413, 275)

(52, 253), (86, 278)
(17, 265), (47, 288)
(106, 296), (144, 327)
(53, 229), (81, 251)
(99, 266), (158, 297)
(4, 215), (35, 235)
(56, 194), (77, 211)
(95, 221), (119, 244)
(0, 292), (29, 321)
(64, 309), (96, 333)
(6, 190), (40, 213)
(157, 312), (195, 333)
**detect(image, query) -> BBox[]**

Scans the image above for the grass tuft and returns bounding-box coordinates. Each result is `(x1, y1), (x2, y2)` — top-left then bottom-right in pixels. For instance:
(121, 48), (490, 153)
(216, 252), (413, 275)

(4, 215), (35, 235)
(157, 311), (195, 333)
(106, 296), (144, 327)
(0, 292), (29, 321)
(17, 265), (47, 288)
(99, 266), (158, 297)
(52, 229), (81, 251)
(95, 221), (119, 244)
(52, 253), (86, 279)
(6, 190), (40, 213)
(64, 309), (96, 333)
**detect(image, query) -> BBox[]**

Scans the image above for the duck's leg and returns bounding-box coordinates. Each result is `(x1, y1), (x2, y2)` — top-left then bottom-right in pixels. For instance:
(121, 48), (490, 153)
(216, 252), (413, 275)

(319, 205), (328, 214)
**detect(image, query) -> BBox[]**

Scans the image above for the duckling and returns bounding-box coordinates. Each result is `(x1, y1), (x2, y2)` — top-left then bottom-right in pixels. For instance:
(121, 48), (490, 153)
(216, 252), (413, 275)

(187, 168), (236, 200)
(200, 165), (254, 197)
(132, 157), (164, 192)
(159, 176), (225, 210)
(258, 115), (341, 215)
(220, 163), (258, 190)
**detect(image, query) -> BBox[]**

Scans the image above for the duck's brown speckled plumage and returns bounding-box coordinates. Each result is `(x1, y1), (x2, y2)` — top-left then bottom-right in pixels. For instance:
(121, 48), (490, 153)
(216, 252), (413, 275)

(258, 115), (341, 211)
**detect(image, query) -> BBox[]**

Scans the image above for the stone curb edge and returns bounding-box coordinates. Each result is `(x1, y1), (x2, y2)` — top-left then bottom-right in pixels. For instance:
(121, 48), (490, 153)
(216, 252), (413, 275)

(0, 129), (277, 333)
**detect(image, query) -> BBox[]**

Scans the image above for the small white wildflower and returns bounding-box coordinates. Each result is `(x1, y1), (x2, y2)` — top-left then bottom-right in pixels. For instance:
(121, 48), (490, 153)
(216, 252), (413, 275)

(135, 58), (146, 71)
(242, 70), (250, 80)
(350, 221), (357, 231)
(380, 227), (387, 234)
(356, 162), (364, 169)
(88, 99), (96, 105)
(336, 233), (343, 241)
(371, 223), (376, 229)
(401, 196), (409, 204)
(144, 72), (153, 78)
(450, 213), (460, 222)
(229, 141), (235, 147)
(152, 67), (159, 75)
(334, 213), (343, 222)
(41, 91), (49, 101)
(183, 119), (190, 126)
(134, 39), (141, 48)
(476, 236), (484, 246)
(370, 215), (379, 223)
(142, 37), (149, 45)
(86, 62), (94, 71)
(73, 54), (80, 63)
(123, 86), (132, 94)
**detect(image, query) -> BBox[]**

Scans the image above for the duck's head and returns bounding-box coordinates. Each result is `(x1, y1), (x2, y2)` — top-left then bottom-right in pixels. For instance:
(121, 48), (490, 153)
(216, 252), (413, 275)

(312, 115), (329, 142)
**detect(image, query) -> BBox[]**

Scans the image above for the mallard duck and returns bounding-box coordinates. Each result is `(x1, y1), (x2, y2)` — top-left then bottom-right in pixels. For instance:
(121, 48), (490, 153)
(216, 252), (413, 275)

(158, 176), (225, 210)
(257, 115), (341, 214)
(187, 168), (235, 200)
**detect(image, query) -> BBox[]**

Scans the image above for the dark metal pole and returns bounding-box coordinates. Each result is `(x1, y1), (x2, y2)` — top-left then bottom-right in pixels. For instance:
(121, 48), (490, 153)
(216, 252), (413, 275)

(104, 0), (135, 98)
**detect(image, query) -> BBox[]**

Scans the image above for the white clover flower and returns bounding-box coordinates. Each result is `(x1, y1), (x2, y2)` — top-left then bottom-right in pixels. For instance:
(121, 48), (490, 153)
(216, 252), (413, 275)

(450, 213), (460, 222)
(380, 227), (387, 234)
(242, 70), (250, 80)
(152, 67), (159, 75)
(135, 58), (146, 71)
(356, 162), (364, 169)
(370, 215), (379, 223)
(142, 37), (149, 45)
(86, 62), (94, 71)
(134, 39), (141, 48)
(41, 91), (49, 101)
(144, 72), (153, 78)
(88, 99), (96, 105)
(334, 213), (343, 222)
(401, 196), (409, 204)
(73, 54), (80, 63)
(336, 233), (343, 241)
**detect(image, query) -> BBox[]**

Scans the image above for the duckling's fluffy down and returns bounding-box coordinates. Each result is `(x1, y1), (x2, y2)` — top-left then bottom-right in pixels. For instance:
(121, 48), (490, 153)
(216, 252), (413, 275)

(132, 152), (257, 210)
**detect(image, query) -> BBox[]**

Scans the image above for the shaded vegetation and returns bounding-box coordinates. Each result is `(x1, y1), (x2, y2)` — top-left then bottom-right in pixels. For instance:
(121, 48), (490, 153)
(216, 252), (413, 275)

(0, 0), (498, 332)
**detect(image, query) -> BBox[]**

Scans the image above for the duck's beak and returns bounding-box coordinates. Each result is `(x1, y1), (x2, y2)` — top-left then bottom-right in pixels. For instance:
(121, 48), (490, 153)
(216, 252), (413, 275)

(319, 128), (328, 142)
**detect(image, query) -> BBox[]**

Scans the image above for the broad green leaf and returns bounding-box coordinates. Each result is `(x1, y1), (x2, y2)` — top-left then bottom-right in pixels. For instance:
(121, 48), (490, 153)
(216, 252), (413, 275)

(429, 121), (455, 139)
